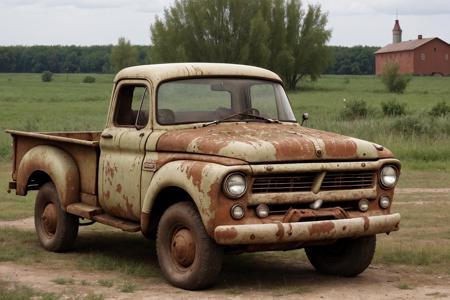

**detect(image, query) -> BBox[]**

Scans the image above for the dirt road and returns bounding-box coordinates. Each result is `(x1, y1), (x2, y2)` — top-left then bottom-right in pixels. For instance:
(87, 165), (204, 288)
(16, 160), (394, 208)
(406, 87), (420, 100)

(1, 187), (450, 300)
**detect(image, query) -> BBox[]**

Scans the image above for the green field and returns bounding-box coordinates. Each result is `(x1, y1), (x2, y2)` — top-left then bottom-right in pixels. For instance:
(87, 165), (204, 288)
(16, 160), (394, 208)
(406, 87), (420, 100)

(1, 73), (449, 170)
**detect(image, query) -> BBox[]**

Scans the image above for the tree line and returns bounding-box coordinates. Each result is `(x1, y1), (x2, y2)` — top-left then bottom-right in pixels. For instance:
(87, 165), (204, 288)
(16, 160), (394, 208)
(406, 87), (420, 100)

(0, 45), (148, 73)
(326, 46), (379, 75)
(0, 44), (379, 75)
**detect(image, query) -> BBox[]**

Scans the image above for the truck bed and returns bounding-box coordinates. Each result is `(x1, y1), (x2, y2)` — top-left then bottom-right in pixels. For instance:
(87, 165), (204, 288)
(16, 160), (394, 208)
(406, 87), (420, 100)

(6, 130), (101, 204)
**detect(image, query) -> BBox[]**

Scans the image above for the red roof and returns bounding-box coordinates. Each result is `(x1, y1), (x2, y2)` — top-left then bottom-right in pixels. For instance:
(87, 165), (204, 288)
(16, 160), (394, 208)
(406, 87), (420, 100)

(393, 20), (402, 31)
(375, 37), (449, 54)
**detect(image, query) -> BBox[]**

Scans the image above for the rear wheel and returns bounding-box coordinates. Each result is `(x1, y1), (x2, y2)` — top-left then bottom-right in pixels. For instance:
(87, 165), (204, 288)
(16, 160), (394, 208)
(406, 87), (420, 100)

(156, 201), (223, 290)
(305, 235), (376, 277)
(35, 182), (79, 252)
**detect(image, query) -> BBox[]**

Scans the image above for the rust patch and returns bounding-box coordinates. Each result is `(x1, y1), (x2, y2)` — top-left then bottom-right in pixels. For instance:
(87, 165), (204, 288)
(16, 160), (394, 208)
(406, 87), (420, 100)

(308, 221), (335, 236)
(116, 184), (122, 193)
(324, 139), (357, 158)
(103, 190), (110, 201)
(363, 216), (370, 231)
(216, 227), (238, 240)
(156, 123), (383, 162)
(105, 161), (115, 179)
(185, 162), (207, 191)
(275, 222), (284, 239)
(123, 195), (135, 219)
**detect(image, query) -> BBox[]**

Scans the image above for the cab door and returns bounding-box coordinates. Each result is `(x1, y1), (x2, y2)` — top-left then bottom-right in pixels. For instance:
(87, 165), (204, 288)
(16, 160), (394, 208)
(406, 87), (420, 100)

(99, 80), (152, 221)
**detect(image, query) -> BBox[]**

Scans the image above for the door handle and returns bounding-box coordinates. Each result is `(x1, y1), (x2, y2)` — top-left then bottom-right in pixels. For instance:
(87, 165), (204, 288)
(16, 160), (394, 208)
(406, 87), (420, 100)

(101, 133), (113, 139)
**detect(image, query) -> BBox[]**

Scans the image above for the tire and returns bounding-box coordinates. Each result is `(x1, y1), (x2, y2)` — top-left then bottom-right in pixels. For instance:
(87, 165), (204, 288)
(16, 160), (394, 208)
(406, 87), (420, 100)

(305, 235), (376, 277)
(156, 201), (223, 290)
(34, 182), (79, 252)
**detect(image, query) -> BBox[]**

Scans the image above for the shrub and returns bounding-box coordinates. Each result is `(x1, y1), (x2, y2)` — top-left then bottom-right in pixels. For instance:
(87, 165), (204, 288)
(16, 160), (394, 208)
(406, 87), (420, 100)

(381, 62), (411, 94)
(381, 99), (407, 116)
(83, 75), (96, 83)
(391, 115), (427, 135)
(430, 101), (450, 117)
(41, 71), (53, 82)
(341, 99), (368, 119)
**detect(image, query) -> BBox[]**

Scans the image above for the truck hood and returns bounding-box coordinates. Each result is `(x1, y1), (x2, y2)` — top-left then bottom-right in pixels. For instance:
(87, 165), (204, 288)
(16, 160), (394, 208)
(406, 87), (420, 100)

(156, 123), (393, 163)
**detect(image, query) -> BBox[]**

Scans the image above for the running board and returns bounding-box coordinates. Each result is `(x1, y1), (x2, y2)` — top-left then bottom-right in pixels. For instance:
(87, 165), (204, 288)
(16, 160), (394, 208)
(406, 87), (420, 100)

(92, 214), (141, 232)
(66, 203), (141, 232)
(66, 203), (103, 219)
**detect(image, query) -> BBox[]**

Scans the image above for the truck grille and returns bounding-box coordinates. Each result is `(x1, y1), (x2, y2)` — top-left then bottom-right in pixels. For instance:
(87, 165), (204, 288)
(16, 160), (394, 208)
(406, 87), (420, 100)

(252, 170), (375, 194)
(321, 171), (375, 191)
(252, 173), (318, 193)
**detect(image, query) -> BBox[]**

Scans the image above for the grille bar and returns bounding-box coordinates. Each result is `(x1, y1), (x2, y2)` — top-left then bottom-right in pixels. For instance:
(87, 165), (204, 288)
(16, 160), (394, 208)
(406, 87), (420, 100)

(251, 170), (375, 194)
(321, 171), (375, 191)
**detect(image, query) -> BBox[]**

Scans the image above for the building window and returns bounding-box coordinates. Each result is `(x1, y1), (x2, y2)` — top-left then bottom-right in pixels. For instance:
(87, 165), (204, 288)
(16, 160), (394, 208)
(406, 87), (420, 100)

(434, 48), (437, 52)
(420, 53), (426, 61)
(446, 54), (449, 61)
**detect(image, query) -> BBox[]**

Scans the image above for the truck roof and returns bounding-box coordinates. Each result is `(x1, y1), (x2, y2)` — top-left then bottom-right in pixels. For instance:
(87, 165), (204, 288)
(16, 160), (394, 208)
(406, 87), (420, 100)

(114, 63), (282, 85)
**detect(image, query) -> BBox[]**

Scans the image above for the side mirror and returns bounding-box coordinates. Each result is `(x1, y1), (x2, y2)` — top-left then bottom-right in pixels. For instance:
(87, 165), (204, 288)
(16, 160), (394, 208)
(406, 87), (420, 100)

(301, 112), (309, 126)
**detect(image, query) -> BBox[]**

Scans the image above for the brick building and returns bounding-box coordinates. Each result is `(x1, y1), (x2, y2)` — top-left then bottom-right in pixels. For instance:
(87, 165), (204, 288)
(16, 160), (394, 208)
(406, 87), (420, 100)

(375, 20), (450, 76)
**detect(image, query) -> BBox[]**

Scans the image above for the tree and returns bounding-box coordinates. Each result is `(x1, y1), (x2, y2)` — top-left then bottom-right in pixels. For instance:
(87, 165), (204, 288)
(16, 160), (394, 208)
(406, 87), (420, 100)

(150, 0), (331, 89)
(110, 37), (139, 72)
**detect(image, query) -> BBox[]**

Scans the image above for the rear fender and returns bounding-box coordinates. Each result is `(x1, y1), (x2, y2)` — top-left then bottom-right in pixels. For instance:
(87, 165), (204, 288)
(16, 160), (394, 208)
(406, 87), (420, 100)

(16, 145), (80, 209)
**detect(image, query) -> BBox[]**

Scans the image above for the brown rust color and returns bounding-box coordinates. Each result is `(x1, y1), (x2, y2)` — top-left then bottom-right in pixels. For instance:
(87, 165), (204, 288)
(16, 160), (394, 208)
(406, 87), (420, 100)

(156, 123), (388, 163)
(214, 227), (238, 241)
(308, 221), (336, 236)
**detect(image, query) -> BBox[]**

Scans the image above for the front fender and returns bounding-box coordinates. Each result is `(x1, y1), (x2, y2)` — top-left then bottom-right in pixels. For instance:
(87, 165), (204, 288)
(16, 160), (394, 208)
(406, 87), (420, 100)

(141, 160), (250, 234)
(16, 145), (80, 209)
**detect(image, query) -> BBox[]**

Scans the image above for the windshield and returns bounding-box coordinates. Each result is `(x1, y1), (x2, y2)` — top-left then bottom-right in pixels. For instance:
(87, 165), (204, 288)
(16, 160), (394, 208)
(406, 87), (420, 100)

(157, 78), (296, 125)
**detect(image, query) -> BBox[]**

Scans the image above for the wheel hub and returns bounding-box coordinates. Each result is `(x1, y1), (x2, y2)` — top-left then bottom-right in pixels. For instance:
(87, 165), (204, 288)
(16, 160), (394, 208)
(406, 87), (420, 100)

(171, 228), (195, 268)
(42, 203), (57, 235)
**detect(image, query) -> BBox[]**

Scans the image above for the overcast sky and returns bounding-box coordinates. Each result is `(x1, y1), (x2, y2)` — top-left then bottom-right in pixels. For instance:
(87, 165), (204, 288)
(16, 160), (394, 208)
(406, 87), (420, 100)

(1, 0), (449, 47)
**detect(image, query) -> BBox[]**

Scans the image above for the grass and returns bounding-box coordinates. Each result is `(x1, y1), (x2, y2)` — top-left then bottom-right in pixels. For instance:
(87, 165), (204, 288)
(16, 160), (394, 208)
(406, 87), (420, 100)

(396, 282), (414, 290)
(292, 75), (450, 170)
(119, 281), (136, 293)
(0, 73), (112, 161)
(51, 277), (75, 285)
(0, 226), (161, 277)
(97, 279), (114, 287)
(0, 279), (59, 300)
(83, 293), (105, 300)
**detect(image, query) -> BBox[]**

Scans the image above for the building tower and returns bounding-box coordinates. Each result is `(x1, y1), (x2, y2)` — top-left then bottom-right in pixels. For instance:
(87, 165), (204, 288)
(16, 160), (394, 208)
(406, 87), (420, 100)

(392, 19), (402, 44)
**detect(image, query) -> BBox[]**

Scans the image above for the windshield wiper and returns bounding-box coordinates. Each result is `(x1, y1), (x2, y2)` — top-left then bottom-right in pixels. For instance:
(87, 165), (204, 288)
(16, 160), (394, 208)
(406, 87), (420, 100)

(239, 113), (281, 124)
(203, 109), (280, 127)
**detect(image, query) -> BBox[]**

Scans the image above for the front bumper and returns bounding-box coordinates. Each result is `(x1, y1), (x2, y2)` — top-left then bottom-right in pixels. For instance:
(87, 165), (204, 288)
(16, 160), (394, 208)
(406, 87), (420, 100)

(214, 213), (400, 245)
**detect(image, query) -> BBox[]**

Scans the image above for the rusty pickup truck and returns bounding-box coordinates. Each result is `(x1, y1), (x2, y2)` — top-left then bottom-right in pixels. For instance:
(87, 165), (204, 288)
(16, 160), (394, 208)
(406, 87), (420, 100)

(7, 63), (401, 290)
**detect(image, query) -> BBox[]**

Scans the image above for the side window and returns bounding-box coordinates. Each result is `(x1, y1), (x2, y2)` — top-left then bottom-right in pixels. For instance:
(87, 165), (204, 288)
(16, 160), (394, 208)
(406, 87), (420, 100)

(114, 85), (150, 128)
(250, 84), (278, 118)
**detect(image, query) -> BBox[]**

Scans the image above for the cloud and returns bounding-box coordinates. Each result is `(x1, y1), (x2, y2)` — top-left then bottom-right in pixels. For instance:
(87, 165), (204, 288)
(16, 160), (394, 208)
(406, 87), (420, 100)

(1, 0), (173, 13)
(308, 0), (450, 16)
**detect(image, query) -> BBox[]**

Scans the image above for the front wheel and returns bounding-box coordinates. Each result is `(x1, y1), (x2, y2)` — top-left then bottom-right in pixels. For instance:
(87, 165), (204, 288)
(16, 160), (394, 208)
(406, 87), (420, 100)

(305, 235), (376, 277)
(35, 182), (79, 252)
(156, 201), (223, 290)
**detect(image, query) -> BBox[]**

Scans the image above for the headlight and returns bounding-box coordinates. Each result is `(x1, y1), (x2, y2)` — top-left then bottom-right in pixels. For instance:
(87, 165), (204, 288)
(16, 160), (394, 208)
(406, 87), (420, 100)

(223, 172), (247, 198)
(380, 165), (398, 188)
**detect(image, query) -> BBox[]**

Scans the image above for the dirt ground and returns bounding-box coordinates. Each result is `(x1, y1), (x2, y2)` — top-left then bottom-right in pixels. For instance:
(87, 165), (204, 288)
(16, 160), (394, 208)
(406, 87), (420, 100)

(1, 189), (450, 299)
